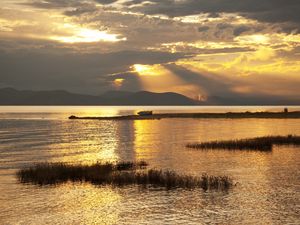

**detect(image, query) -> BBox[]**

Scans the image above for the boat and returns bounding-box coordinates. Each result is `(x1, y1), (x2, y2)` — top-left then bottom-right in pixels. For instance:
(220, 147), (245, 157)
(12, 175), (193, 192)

(137, 111), (153, 116)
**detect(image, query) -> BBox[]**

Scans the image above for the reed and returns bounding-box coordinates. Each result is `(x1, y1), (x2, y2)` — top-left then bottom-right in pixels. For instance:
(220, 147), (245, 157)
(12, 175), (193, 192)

(186, 135), (300, 151)
(17, 162), (232, 190)
(17, 161), (148, 185)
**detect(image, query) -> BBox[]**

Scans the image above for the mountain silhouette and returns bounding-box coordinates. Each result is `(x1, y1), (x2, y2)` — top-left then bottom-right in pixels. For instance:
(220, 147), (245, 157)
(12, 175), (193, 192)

(0, 88), (199, 105)
(1, 88), (298, 105)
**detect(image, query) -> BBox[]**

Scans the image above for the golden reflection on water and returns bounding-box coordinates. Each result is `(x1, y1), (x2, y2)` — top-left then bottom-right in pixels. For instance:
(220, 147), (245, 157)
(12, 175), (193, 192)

(1, 113), (300, 224)
(3, 183), (122, 225)
(69, 107), (121, 117)
(48, 120), (121, 164)
(56, 184), (121, 225)
(133, 120), (161, 161)
(49, 119), (140, 164)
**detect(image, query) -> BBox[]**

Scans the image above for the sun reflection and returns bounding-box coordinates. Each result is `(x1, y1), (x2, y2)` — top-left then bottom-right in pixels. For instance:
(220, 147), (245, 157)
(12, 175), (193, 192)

(133, 120), (157, 160)
(75, 107), (120, 117)
(58, 184), (121, 224)
(49, 119), (123, 164)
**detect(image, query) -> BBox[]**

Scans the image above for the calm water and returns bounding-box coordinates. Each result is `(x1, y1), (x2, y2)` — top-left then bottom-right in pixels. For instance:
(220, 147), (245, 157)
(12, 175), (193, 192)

(0, 106), (300, 225)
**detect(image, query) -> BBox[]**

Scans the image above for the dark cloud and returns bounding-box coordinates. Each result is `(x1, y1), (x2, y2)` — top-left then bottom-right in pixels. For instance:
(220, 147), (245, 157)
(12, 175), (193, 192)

(94, 0), (119, 4)
(24, 0), (81, 9)
(233, 25), (252, 36)
(24, 0), (118, 13)
(64, 3), (98, 16)
(0, 48), (188, 94)
(198, 26), (209, 32)
(126, 0), (300, 31)
(62, 0), (119, 16)
(25, 0), (118, 8)
(216, 23), (232, 30)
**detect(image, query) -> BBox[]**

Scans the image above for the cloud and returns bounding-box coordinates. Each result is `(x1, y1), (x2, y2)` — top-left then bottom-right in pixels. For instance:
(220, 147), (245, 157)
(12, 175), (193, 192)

(25, 0), (300, 32)
(164, 63), (300, 104)
(0, 46), (188, 94)
(23, 0), (119, 16)
(24, 0), (82, 9)
(1, 0), (299, 102)
(233, 25), (252, 36)
(126, 0), (300, 32)
(95, 0), (119, 4)
(198, 26), (209, 32)
(64, 3), (98, 16)
(164, 63), (235, 97)
(25, 0), (118, 9)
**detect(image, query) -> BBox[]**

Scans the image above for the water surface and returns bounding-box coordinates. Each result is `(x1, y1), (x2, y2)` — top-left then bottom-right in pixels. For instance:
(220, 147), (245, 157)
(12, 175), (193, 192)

(0, 106), (299, 224)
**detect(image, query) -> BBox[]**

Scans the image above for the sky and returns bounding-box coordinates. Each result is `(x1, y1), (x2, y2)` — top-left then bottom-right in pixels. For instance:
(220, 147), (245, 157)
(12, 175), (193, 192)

(0, 0), (300, 102)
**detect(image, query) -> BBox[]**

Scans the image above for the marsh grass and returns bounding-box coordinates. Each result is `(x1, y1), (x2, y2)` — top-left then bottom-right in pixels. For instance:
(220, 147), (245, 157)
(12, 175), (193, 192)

(17, 161), (148, 185)
(186, 135), (300, 151)
(17, 162), (232, 190)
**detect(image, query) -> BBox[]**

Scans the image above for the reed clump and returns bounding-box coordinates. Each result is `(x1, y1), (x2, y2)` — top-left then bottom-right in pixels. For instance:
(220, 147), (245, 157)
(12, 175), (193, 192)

(17, 162), (232, 191)
(17, 161), (147, 185)
(186, 135), (300, 151)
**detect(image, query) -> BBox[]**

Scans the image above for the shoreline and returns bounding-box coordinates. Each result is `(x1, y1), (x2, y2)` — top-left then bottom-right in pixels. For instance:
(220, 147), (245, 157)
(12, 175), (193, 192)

(69, 111), (300, 120)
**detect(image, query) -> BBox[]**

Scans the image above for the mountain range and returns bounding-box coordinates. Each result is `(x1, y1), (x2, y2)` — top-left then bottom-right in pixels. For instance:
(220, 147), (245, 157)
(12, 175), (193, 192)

(0, 88), (199, 105)
(0, 88), (299, 105)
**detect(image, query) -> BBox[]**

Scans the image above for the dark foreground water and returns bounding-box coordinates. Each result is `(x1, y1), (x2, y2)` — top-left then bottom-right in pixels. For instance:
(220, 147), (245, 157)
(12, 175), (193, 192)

(0, 106), (299, 225)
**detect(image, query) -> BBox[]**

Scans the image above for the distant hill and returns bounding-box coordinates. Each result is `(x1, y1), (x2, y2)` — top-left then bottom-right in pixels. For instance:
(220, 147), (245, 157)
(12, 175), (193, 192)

(106, 91), (198, 105)
(0, 88), (103, 105)
(99, 90), (133, 99)
(0, 88), (199, 105)
(1, 88), (298, 106)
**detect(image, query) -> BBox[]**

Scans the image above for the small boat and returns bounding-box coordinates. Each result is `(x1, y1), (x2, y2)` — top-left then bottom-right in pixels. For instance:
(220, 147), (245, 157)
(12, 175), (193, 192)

(137, 111), (153, 116)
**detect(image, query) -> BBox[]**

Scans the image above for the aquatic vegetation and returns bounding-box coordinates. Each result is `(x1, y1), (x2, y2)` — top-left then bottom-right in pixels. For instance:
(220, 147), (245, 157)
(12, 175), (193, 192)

(115, 161), (148, 170)
(17, 161), (148, 185)
(186, 135), (300, 151)
(17, 162), (232, 191)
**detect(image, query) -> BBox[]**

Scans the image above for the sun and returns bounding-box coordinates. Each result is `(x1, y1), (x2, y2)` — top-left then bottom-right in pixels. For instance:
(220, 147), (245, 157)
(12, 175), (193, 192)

(133, 64), (151, 73)
(132, 64), (161, 76)
(51, 24), (126, 43)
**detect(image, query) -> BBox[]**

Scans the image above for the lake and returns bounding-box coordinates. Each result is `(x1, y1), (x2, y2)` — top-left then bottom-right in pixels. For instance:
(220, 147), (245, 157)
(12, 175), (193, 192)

(0, 106), (299, 224)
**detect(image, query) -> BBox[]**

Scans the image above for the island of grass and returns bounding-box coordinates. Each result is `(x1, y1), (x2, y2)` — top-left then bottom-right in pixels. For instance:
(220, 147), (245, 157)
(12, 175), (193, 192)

(69, 110), (300, 121)
(17, 161), (232, 191)
(186, 135), (300, 151)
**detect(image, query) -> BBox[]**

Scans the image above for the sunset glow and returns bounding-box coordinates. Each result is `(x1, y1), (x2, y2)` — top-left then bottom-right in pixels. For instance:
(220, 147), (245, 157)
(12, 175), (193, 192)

(113, 78), (124, 89)
(132, 64), (162, 76)
(51, 29), (123, 43)
(0, 0), (299, 102)
(49, 23), (126, 43)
